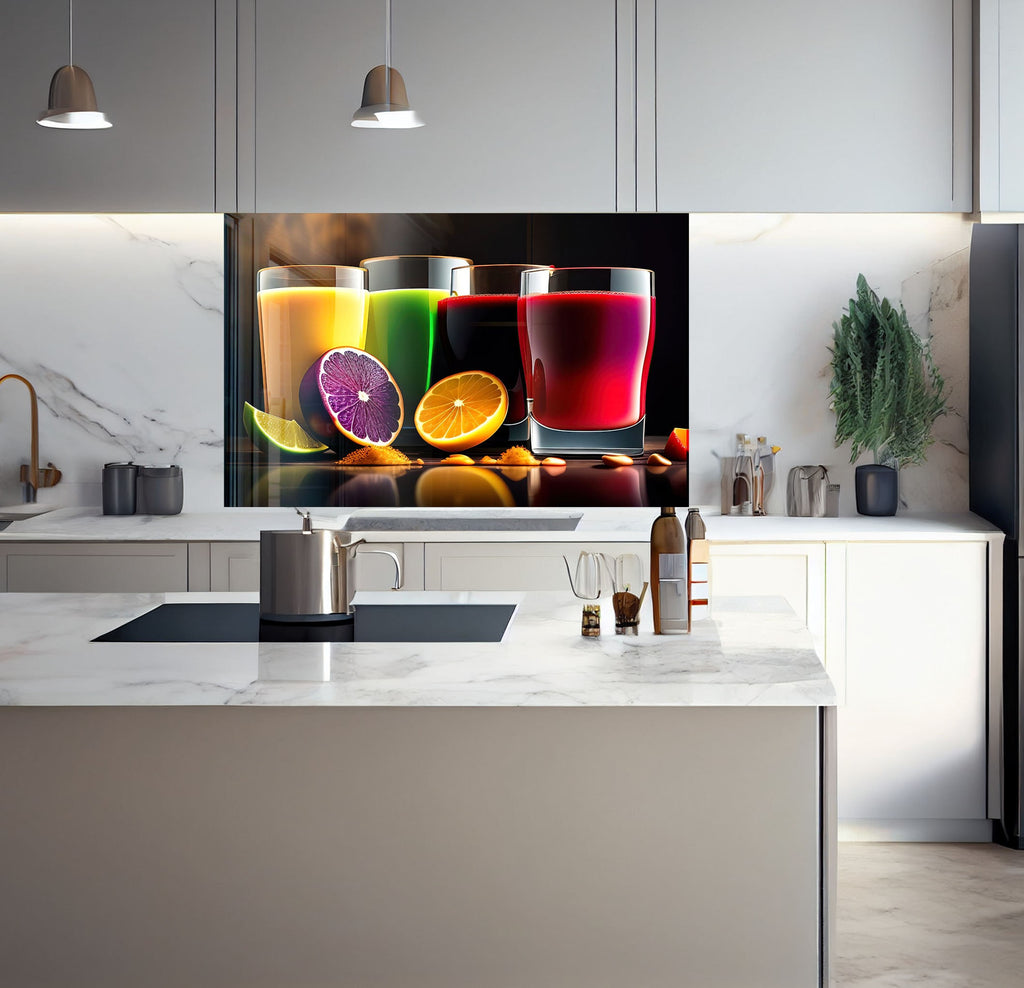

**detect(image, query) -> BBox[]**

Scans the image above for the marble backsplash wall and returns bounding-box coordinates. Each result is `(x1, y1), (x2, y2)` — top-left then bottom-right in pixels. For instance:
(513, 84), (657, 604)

(0, 214), (224, 510)
(688, 214), (975, 515)
(0, 212), (975, 516)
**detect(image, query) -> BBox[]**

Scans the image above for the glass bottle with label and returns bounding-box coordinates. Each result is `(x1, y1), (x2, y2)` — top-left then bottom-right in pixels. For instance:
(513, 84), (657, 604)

(650, 505), (687, 634)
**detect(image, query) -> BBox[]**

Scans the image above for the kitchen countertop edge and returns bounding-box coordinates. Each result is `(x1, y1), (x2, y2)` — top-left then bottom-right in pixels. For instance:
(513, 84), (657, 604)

(0, 507), (1006, 544)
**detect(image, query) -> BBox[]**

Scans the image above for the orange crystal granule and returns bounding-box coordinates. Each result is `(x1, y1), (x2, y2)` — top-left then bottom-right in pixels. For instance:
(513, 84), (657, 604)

(338, 445), (411, 466)
(496, 446), (540, 466)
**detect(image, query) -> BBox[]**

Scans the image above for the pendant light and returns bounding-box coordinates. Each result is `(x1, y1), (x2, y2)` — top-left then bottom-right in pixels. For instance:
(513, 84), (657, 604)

(37, 0), (112, 129)
(351, 0), (423, 129)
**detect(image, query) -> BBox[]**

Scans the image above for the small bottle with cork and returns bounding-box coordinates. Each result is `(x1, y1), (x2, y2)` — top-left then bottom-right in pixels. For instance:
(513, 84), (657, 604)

(685, 507), (710, 624)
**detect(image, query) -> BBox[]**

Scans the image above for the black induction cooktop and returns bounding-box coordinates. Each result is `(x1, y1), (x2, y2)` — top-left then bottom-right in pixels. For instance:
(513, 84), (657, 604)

(93, 602), (516, 644)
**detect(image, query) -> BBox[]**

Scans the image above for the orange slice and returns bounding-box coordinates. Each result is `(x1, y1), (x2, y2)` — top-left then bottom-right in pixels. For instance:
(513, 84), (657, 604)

(414, 371), (508, 452)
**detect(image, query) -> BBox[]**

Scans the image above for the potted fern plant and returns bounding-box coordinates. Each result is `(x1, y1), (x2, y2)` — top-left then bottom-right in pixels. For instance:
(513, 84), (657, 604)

(828, 274), (947, 515)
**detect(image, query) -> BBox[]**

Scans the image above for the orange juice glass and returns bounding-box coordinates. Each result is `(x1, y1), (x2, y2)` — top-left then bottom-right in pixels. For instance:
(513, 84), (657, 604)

(257, 265), (368, 421)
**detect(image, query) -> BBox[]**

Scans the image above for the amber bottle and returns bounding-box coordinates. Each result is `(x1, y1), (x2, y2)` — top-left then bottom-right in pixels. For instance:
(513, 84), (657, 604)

(650, 506), (687, 633)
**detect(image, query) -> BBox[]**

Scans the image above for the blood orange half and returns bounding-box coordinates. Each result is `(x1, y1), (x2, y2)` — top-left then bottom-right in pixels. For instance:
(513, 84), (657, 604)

(307, 346), (404, 447)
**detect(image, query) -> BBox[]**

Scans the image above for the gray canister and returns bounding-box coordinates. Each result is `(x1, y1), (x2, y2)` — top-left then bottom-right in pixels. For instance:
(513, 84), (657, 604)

(102, 462), (137, 515)
(137, 465), (184, 515)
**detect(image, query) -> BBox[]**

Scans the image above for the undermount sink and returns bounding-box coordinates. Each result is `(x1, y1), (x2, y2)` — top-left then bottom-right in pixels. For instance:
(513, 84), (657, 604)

(93, 601), (517, 644)
(0, 503), (59, 522)
(340, 509), (583, 532)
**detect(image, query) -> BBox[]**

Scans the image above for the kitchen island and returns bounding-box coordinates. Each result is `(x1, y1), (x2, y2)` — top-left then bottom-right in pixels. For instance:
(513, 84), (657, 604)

(0, 590), (835, 988)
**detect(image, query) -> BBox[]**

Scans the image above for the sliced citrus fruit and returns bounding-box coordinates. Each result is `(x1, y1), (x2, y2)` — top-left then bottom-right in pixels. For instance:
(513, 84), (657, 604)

(306, 346), (404, 447)
(298, 358), (340, 445)
(243, 402), (330, 456)
(415, 466), (515, 508)
(414, 371), (508, 453)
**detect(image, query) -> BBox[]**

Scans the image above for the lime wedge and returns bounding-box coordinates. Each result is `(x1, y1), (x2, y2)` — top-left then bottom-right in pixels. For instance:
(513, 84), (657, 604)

(242, 402), (330, 456)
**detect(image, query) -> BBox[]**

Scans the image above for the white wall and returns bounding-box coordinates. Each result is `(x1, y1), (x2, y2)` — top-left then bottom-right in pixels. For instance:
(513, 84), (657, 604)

(688, 214), (974, 515)
(0, 215), (223, 510)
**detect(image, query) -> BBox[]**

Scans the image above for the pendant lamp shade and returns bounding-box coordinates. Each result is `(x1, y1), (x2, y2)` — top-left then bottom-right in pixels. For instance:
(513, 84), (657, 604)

(351, 0), (423, 129)
(37, 0), (111, 130)
(351, 65), (424, 129)
(37, 64), (111, 129)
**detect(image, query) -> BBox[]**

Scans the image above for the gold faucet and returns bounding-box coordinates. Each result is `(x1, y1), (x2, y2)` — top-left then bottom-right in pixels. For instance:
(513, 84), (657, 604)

(0, 374), (61, 503)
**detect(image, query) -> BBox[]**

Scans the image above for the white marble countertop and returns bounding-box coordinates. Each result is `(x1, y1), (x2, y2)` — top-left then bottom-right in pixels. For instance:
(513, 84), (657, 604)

(0, 505), (1004, 544)
(0, 590), (835, 708)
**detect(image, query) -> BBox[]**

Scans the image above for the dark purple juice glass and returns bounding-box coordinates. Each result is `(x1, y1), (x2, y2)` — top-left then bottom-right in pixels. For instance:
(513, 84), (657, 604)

(436, 264), (550, 442)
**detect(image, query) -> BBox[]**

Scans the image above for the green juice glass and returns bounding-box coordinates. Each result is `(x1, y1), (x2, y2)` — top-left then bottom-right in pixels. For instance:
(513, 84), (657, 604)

(361, 255), (472, 446)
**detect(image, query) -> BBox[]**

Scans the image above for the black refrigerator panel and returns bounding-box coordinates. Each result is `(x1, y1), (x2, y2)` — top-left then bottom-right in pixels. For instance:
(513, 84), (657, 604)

(999, 549), (1024, 848)
(969, 223), (1021, 540)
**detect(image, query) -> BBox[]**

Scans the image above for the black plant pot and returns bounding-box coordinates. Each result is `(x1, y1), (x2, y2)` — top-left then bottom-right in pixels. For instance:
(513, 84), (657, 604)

(855, 464), (898, 516)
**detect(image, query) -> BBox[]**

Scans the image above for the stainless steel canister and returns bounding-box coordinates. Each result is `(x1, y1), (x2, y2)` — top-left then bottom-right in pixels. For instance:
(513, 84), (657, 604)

(259, 513), (401, 619)
(260, 527), (348, 618)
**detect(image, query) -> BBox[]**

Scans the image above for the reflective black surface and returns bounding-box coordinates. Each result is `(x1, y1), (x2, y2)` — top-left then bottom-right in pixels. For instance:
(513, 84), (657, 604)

(226, 213), (689, 508)
(93, 601), (516, 644)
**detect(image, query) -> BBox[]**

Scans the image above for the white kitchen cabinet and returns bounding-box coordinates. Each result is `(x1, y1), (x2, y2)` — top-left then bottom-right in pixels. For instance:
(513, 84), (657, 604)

(0, 543), (188, 593)
(0, 0), (218, 212)
(836, 541), (990, 841)
(709, 542), (826, 659)
(208, 542), (260, 592)
(424, 542), (648, 592)
(655, 0), (972, 211)
(245, 0), (616, 212)
(977, 0), (1024, 211)
(204, 541), (425, 592)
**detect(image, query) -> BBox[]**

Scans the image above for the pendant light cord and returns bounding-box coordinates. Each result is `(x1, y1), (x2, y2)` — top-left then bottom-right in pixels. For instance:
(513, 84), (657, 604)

(384, 0), (391, 107)
(69, 0), (74, 66)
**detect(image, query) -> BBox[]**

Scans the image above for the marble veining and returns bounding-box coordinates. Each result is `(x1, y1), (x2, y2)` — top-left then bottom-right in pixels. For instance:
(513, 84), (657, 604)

(0, 214), (224, 510)
(900, 247), (970, 513)
(0, 212), (984, 522)
(0, 591), (835, 707)
(689, 214), (974, 517)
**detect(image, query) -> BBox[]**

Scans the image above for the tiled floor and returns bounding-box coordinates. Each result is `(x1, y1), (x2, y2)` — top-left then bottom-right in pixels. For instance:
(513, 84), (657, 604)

(835, 843), (1024, 986)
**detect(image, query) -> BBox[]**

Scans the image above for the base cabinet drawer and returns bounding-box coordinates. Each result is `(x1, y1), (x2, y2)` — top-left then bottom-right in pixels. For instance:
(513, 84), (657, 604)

(0, 543), (188, 593)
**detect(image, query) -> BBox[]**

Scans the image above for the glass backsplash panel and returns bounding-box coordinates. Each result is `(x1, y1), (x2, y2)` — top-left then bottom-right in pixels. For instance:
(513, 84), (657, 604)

(225, 213), (688, 508)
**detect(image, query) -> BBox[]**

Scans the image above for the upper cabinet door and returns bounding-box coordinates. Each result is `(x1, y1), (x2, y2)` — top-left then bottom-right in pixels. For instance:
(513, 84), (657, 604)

(656, 0), (972, 212)
(978, 0), (1024, 212)
(249, 0), (617, 212)
(0, 0), (216, 212)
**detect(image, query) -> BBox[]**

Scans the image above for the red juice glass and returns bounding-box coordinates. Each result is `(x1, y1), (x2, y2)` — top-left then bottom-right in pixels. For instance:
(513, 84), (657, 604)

(437, 264), (551, 444)
(520, 267), (655, 456)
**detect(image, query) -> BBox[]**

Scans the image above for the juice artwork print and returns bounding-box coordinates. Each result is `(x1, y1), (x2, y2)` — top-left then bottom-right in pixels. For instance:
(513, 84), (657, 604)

(257, 285), (368, 422)
(436, 294), (528, 423)
(364, 288), (449, 417)
(521, 291), (655, 431)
